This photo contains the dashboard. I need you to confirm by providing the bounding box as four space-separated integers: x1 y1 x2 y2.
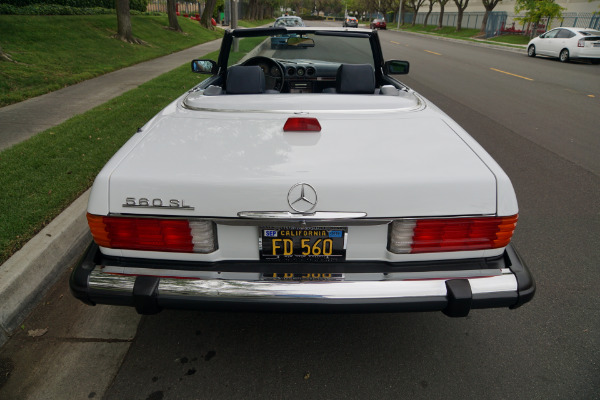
242 56 340 93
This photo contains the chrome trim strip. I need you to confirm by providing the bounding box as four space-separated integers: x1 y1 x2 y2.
87 266 518 300
158 279 448 299
101 213 501 227
122 204 195 210
101 266 507 281
181 103 424 114
237 211 367 220
181 91 425 114
108 214 389 226
469 274 518 294
89 268 135 292
109 213 494 223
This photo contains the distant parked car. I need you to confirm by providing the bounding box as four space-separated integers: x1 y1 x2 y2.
370 18 386 30
273 16 305 28
271 16 306 49
343 17 358 28
527 27 600 63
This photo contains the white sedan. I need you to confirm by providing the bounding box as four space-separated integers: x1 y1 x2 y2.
527 27 600 63
70 27 535 317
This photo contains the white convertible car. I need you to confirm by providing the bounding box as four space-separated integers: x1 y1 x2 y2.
71 27 535 317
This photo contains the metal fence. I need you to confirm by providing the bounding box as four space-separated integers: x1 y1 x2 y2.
146 0 204 16
397 11 599 38
409 11 487 30
558 12 600 29
400 11 503 37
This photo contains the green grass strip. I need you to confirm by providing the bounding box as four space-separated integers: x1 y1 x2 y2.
0 36 263 265
393 24 528 48
0 15 223 107
394 24 481 39
488 35 530 45
237 19 275 28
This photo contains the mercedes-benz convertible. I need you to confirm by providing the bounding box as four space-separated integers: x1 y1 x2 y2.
70 27 535 317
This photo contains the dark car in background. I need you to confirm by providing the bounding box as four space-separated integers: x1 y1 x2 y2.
370 18 386 29
343 17 359 28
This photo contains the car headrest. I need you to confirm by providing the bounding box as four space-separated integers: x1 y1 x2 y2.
226 66 266 94
336 64 376 94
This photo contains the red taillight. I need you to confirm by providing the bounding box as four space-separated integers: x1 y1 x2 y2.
389 215 518 254
88 214 195 253
578 39 585 47
283 117 321 132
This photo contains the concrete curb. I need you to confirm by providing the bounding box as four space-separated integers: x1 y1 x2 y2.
0 190 91 347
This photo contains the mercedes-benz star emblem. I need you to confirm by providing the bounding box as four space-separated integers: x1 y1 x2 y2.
287 183 317 213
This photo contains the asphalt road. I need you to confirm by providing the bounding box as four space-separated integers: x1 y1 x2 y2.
1 28 598 400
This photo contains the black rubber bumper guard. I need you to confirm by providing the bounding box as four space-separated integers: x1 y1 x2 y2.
70 242 535 317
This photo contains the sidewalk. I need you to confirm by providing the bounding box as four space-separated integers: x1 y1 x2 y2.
0 39 222 151
0 38 221 347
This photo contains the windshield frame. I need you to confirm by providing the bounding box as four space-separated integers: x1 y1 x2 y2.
216 28 385 82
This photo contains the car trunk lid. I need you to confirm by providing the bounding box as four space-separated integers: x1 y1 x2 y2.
106 97 497 218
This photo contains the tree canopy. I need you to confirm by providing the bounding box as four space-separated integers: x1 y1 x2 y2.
514 0 565 27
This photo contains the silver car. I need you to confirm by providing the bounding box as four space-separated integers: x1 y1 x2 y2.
527 27 600 63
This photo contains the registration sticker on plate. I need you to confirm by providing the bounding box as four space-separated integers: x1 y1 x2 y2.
259 227 347 262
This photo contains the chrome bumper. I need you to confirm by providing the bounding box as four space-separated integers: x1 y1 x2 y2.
71 243 535 317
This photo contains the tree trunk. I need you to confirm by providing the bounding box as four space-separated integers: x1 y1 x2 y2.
453 0 469 32
400 0 406 25
530 21 538 39
423 0 435 27
456 8 463 31
437 3 445 29
200 0 218 28
480 8 491 33
115 0 144 44
167 0 182 32
251 0 259 19
411 5 421 26
479 0 499 34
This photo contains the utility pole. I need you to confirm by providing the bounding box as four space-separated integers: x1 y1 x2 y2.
231 0 238 52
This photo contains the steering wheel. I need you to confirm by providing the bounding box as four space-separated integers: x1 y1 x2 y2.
242 56 285 92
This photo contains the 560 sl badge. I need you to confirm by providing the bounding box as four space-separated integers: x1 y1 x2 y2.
123 197 194 210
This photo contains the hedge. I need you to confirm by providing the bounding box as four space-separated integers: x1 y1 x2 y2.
0 0 149 12
0 4 115 14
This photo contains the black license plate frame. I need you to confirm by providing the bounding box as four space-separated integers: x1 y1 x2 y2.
259 226 348 262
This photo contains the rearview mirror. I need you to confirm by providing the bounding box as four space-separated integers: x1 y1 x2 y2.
191 59 217 74
385 60 410 75
286 37 315 48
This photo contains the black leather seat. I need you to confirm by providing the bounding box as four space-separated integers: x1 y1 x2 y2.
336 64 376 94
226 66 265 94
